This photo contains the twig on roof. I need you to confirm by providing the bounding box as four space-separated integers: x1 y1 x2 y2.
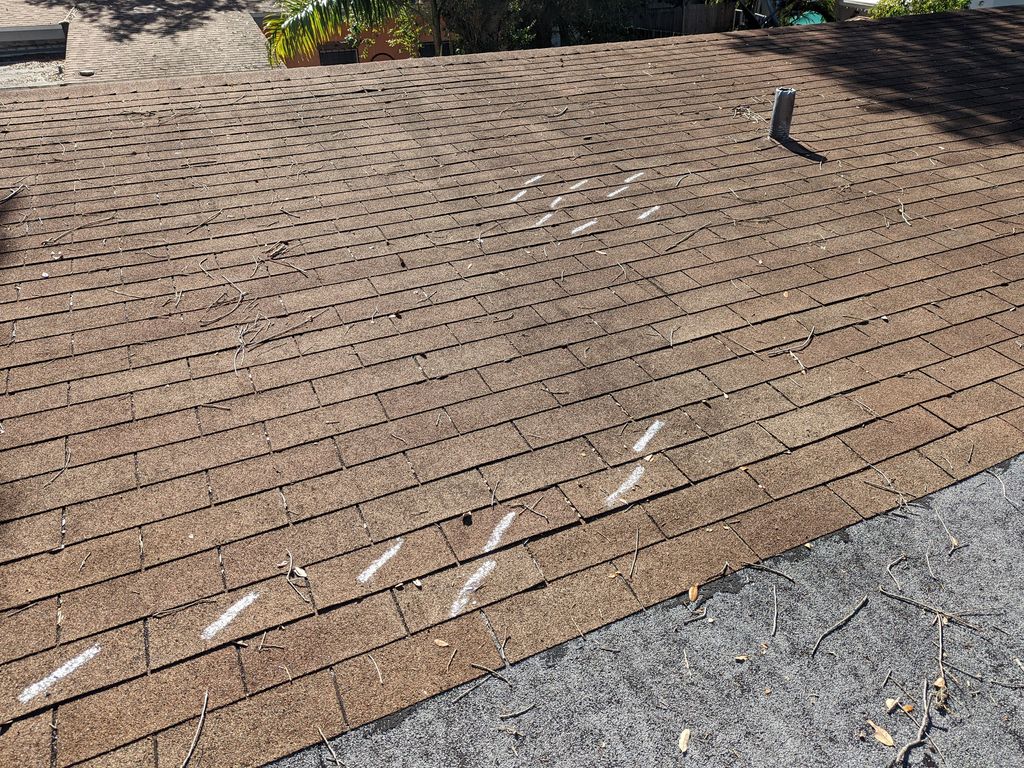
897 199 912 226
549 106 568 118
810 594 868 657
445 648 458 674
41 214 116 246
256 630 285 652
934 505 960 555
43 442 71 486
888 680 931 768
318 727 344 767
511 494 548 522
180 690 209 768
186 209 222 234
733 105 767 123
470 662 512 687
886 554 907 591
1 184 25 205
248 308 329 351
770 583 778 637
279 549 312 604
937 657 1024 690
265 241 289 259
667 223 711 252
628 527 640 580
876 587 980 631
985 469 1020 510
765 326 816 357
741 561 795 584
197 257 247 327
499 704 535 720
151 596 219 619
369 654 384 686
451 677 488 703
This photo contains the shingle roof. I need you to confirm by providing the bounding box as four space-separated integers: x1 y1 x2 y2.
2 8 1024 766
0 1 272 83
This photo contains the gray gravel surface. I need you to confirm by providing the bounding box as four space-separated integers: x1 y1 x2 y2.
273 455 1024 768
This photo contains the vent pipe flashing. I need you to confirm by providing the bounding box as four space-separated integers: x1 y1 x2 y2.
769 87 796 141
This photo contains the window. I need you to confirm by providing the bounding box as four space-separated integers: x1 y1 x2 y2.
417 41 452 58
318 41 358 65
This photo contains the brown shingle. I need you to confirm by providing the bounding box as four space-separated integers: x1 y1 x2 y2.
2 11 1024 763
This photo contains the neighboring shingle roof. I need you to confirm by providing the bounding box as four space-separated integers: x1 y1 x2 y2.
0 1 272 84
2 8 1024 767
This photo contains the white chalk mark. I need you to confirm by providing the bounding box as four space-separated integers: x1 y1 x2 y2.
605 465 645 507
450 559 497 617
571 219 598 236
201 591 259 641
632 420 665 454
637 205 661 221
569 179 589 190
624 172 645 183
484 511 517 553
526 174 545 185
18 644 101 703
357 538 404 584
509 189 528 203
549 196 563 209
534 212 554 228
607 185 630 198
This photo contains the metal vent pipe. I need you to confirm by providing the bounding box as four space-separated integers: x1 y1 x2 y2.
769 87 796 141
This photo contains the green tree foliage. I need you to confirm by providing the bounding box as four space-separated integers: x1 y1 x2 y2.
264 0 403 63
264 0 651 60
869 0 970 18
708 0 835 28
346 2 428 58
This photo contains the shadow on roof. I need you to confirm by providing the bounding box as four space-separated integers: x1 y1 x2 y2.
20 0 256 42
723 11 1024 144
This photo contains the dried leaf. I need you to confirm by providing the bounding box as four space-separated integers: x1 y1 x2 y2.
902 704 914 713
867 720 895 748
934 676 946 689
678 728 691 753
291 565 308 579
433 639 450 647
885 698 900 714
688 583 699 603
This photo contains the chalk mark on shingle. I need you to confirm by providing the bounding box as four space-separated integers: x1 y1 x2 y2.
571 220 598 235
358 538 405 584
450 560 497 617
633 420 665 454
484 511 517 553
606 466 645 507
18 644 101 703
201 591 260 640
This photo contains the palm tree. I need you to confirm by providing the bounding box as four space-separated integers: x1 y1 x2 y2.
263 0 408 64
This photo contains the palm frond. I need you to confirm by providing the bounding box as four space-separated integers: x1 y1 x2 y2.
263 0 403 64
